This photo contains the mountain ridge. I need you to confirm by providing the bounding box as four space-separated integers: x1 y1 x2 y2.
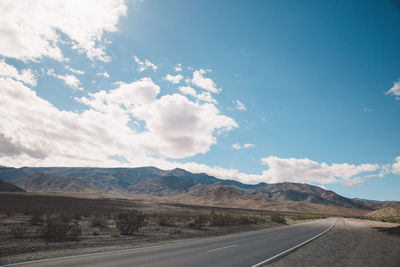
0 166 381 211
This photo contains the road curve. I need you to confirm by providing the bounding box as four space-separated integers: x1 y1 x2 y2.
7 218 336 267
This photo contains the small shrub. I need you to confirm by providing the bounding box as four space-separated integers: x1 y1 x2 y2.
158 215 175 227
30 213 43 226
59 213 73 223
189 214 208 228
10 224 28 238
209 211 233 226
41 217 81 241
270 215 287 224
4 210 13 217
91 215 108 228
115 210 147 235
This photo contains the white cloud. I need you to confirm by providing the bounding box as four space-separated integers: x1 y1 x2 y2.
244 143 254 148
96 72 110 78
132 93 237 158
179 86 197 97
191 69 221 94
175 63 182 72
65 66 84 75
196 91 218 104
134 56 157 72
0 0 127 62
235 100 246 111
178 86 217 104
232 143 254 150
47 68 80 89
386 80 400 100
0 59 37 86
260 156 380 186
392 156 400 174
164 74 183 84
0 76 238 168
232 143 241 150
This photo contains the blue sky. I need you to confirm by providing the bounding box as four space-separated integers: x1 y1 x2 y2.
0 0 399 200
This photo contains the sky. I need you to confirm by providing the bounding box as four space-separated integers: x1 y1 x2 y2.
0 0 399 201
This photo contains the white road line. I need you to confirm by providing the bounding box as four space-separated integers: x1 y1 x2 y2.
251 219 336 267
206 244 237 252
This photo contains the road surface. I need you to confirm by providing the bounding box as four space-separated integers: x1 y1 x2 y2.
8 218 336 267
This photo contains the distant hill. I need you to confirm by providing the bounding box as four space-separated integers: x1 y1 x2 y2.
252 182 377 210
353 198 389 204
0 180 25 192
0 166 384 214
365 202 400 222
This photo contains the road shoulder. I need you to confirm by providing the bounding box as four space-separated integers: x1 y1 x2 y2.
268 218 400 267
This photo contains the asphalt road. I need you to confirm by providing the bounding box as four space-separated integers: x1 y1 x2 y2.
9 218 336 267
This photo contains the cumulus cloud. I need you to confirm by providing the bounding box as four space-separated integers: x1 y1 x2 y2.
178 86 217 104
244 143 254 148
235 100 246 111
0 74 237 168
65 66 84 75
96 72 110 78
0 59 37 86
232 143 254 150
232 143 241 150
175 63 182 72
178 86 197 97
260 156 380 186
0 0 127 62
386 80 400 100
47 69 80 89
196 91 218 104
132 92 237 158
191 69 221 93
392 156 400 174
134 56 157 72
164 74 183 84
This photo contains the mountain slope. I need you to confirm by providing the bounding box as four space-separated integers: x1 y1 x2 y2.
250 182 376 210
14 173 94 192
365 202 400 221
0 180 25 192
0 166 381 211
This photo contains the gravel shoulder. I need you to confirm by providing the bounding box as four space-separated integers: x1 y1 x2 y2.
268 218 400 267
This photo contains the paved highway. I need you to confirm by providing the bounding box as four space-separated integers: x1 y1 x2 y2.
9 218 336 267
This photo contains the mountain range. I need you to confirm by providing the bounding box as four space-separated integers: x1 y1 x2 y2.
0 166 382 215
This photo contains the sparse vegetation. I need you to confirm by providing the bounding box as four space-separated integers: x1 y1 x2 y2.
270 215 287 224
9 224 28 238
91 215 109 228
41 216 82 241
288 214 328 221
30 212 43 225
115 210 147 235
0 192 331 261
189 214 209 228
381 217 400 224
158 215 175 227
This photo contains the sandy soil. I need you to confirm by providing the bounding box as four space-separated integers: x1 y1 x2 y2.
268 218 400 267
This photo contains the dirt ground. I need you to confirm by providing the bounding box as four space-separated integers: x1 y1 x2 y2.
268 218 400 267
